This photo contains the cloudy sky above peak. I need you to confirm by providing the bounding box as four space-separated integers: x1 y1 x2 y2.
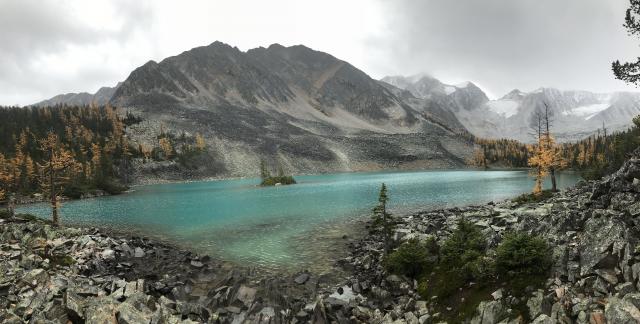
0 0 638 105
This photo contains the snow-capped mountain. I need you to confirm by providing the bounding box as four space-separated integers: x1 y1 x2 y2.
383 75 640 142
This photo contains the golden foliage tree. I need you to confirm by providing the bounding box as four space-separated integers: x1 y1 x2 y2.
195 133 206 151
0 153 11 201
528 140 549 195
38 132 81 226
159 137 173 160
468 147 488 169
528 134 566 194
139 143 152 162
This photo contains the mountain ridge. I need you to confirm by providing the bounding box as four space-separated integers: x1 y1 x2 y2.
384 74 640 143
65 41 473 182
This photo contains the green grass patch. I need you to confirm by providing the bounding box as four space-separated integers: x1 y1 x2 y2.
512 190 554 205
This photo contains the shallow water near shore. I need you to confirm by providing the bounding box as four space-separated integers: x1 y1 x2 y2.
17 170 580 272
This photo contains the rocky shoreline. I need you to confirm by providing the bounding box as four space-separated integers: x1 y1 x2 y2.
340 150 640 323
0 214 361 323
3 152 640 323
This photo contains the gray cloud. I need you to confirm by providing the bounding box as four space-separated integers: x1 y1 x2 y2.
368 0 640 97
0 0 153 105
1 0 639 105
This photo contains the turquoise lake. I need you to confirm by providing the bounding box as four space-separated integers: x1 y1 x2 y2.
17 170 580 272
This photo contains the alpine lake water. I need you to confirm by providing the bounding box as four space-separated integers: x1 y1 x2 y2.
17 170 580 273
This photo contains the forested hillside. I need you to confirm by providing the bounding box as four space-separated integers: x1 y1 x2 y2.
0 104 212 202
469 116 640 179
0 105 135 200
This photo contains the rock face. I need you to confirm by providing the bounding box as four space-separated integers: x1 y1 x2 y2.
384 75 640 143
107 42 474 182
33 84 120 107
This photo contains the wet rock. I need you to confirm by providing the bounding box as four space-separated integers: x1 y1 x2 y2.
190 260 203 268
234 285 256 307
133 247 145 258
294 273 310 285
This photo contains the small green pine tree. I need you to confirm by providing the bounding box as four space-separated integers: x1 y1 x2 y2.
373 183 393 254
260 159 270 180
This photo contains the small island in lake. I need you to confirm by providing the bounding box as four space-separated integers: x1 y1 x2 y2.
259 160 296 186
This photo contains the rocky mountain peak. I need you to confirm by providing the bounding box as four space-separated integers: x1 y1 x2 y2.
500 89 524 100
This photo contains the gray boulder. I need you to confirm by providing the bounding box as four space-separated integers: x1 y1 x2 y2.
605 293 640 323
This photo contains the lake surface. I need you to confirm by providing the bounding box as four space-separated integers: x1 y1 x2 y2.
17 170 580 272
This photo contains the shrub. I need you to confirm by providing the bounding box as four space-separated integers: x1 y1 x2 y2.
417 277 430 298
440 219 487 277
512 190 554 205
0 208 10 219
97 179 129 195
63 183 93 199
16 213 40 221
466 255 496 281
385 238 436 278
496 232 552 277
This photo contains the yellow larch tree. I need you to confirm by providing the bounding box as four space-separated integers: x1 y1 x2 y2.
159 137 173 160
195 133 206 151
38 132 81 226
0 153 11 201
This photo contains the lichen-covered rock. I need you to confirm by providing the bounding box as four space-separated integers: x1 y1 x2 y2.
471 300 508 324
605 293 640 323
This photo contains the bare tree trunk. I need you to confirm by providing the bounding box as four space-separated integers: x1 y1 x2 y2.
543 104 557 192
383 202 389 255
482 145 488 170
49 148 59 227
8 194 15 218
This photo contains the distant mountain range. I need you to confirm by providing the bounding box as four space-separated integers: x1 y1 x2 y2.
382 74 640 142
34 84 120 107
31 42 640 180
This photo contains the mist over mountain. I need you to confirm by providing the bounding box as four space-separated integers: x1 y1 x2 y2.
384 75 640 143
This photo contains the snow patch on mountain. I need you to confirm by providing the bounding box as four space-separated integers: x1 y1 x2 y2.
486 100 519 118
444 86 456 95
562 103 610 120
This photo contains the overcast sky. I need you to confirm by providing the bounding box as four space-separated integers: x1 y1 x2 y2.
1 0 638 105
